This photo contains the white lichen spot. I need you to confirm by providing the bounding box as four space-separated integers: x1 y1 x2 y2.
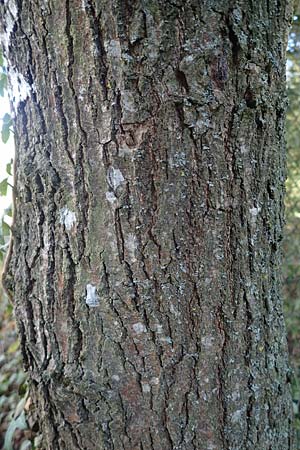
8 69 34 108
107 166 125 191
194 118 212 134
104 39 122 58
231 390 241 402
121 90 136 113
201 392 208 401
112 374 120 382
106 191 117 204
142 383 151 393
182 54 194 63
240 143 248 154
231 409 244 424
249 206 261 223
132 322 146 334
59 207 76 231
179 262 187 273
169 303 179 317
201 335 215 348
86 284 100 307
155 324 163 334
98 104 112 143
150 377 160 386
125 233 137 262
119 146 137 158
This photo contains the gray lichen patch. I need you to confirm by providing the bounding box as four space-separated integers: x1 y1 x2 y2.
124 233 138 262
85 284 100 307
132 322 146 334
105 191 117 204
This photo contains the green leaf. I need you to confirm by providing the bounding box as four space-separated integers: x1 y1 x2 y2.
0 178 8 196
2 219 10 236
7 340 20 354
0 233 6 246
6 159 13 176
5 303 13 315
0 73 7 96
1 114 12 143
4 205 12 217
1 124 10 143
0 51 3 67
2 113 11 124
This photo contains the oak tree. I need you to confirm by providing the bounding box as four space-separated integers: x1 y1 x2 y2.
0 1 295 449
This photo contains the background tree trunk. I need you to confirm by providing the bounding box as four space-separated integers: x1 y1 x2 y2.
0 1 295 449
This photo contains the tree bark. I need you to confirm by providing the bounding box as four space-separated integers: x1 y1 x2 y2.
0 1 295 449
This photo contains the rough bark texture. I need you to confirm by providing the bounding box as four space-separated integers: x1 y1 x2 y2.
0 1 295 449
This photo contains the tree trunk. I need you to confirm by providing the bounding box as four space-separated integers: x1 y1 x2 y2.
0 1 294 449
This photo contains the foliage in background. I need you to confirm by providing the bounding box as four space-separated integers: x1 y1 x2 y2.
0 292 34 450
0 49 12 263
